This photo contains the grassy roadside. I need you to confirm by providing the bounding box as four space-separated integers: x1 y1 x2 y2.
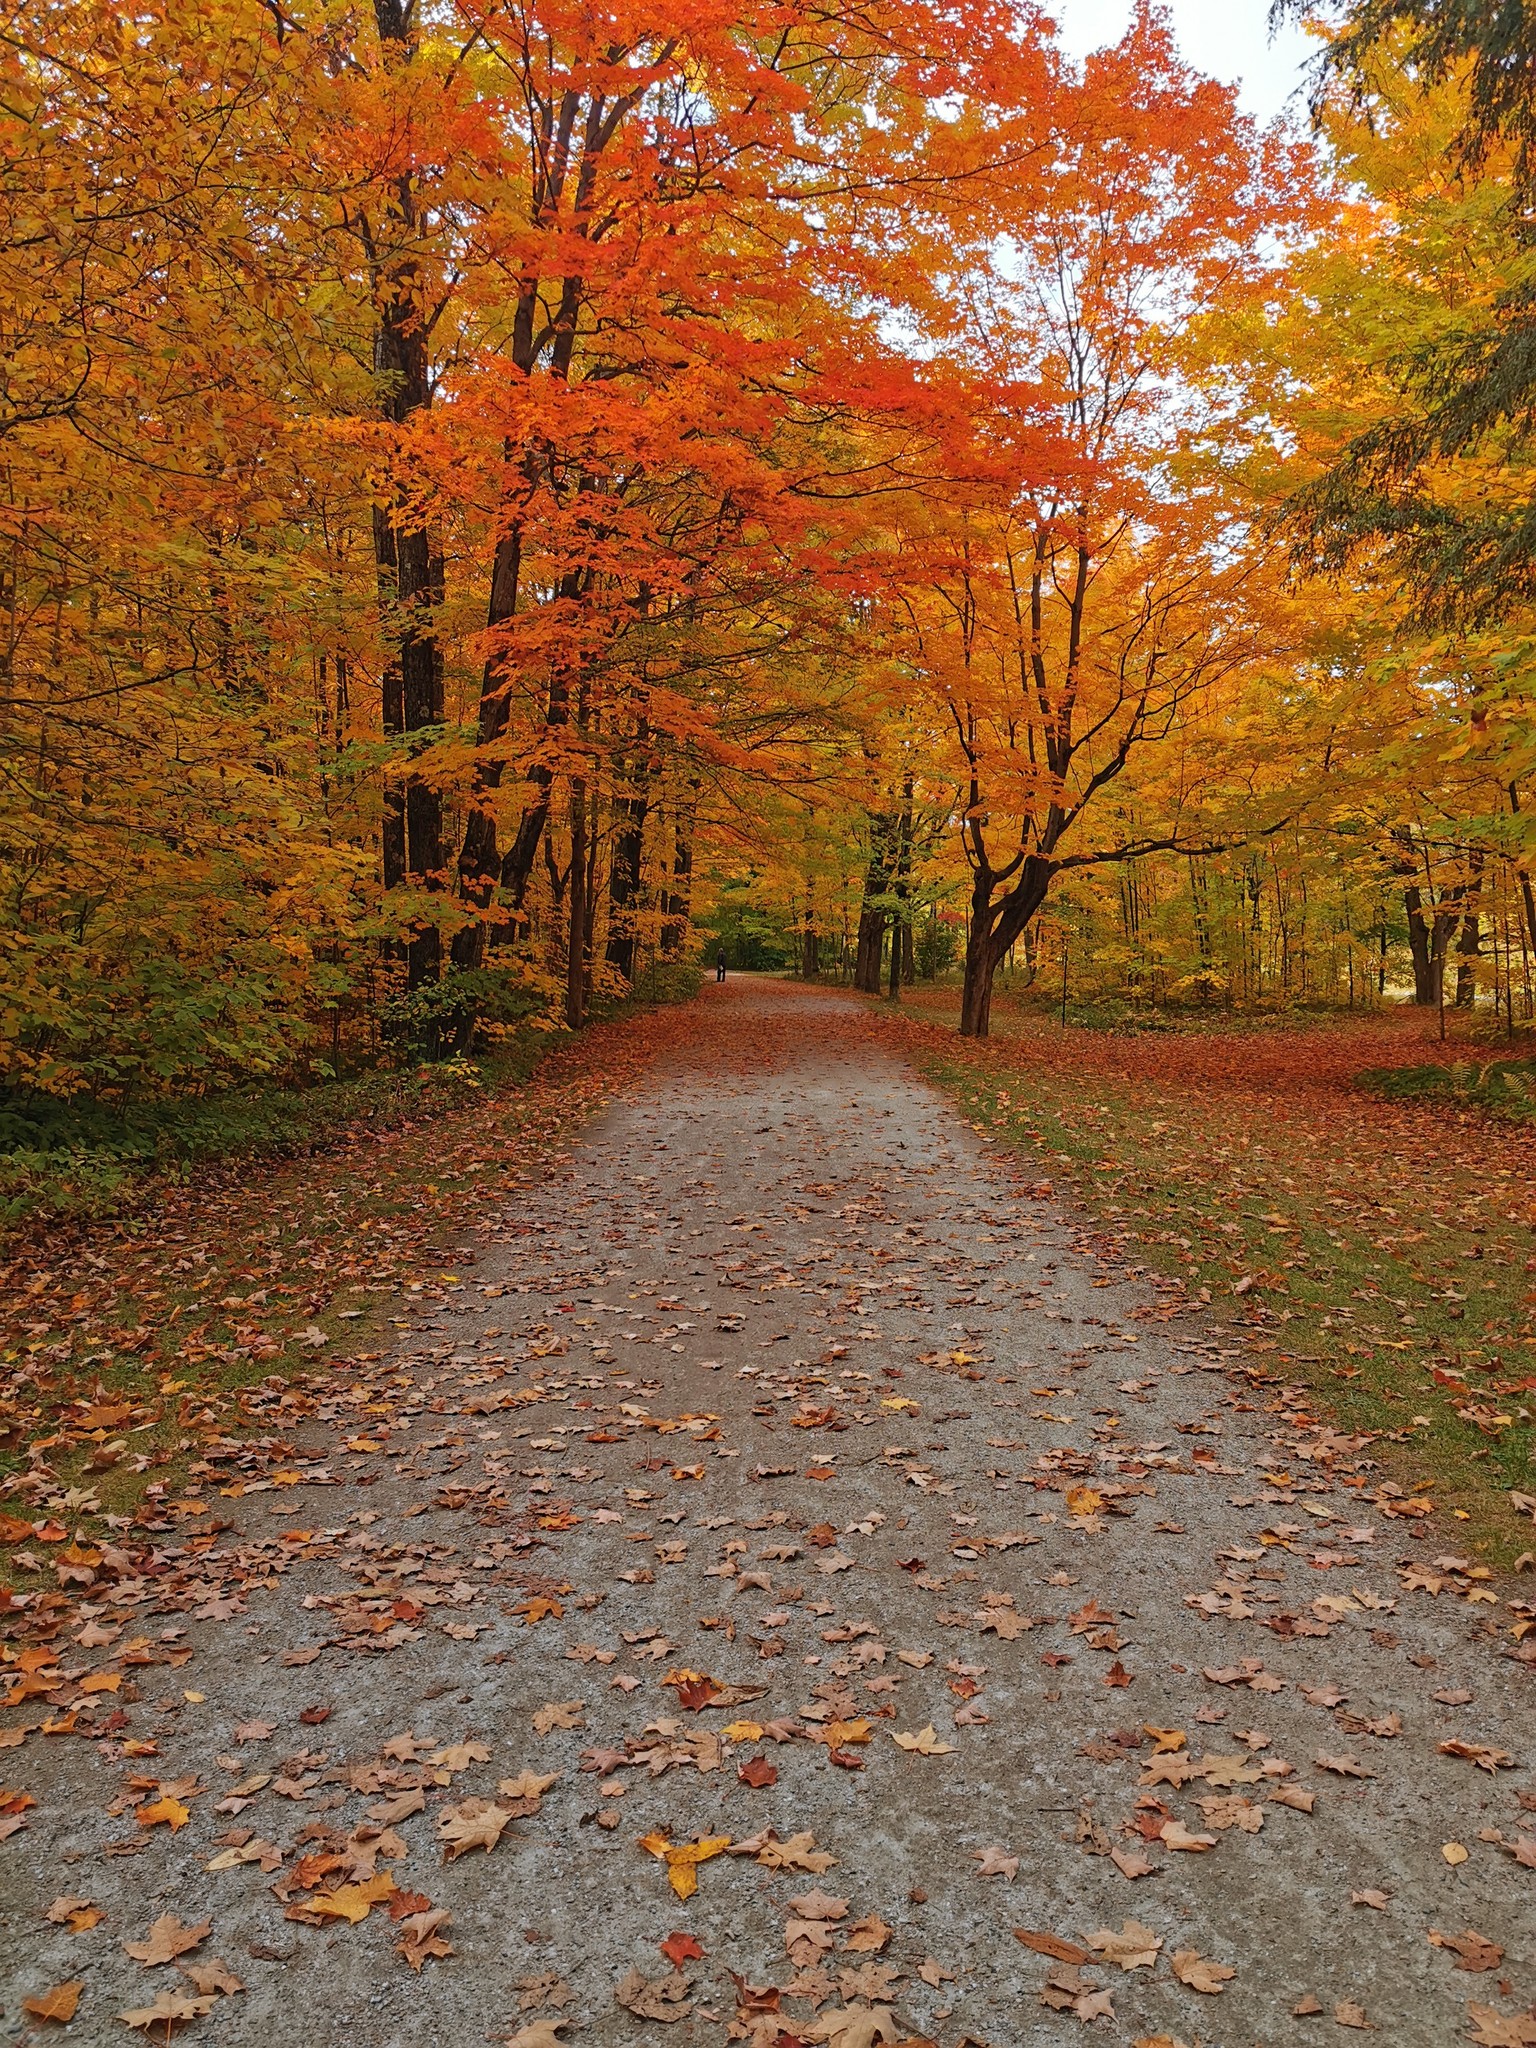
867 987 1536 1569
0 970 702 1571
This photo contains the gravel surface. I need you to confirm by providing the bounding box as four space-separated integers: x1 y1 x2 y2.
2 980 1532 2047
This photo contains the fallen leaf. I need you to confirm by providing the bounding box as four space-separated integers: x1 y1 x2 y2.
117 1990 216 2034
22 1982 82 2024
891 1725 953 1755
438 1798 513 1861
178 1958 244 1996
971 1844 1018 1880
1440 1738 1516 1775
1015 1929 1093 1965
124 1916 211 1967
614 1966 693 2022
1087 1920 1162 1971
1428 1928 1503 1972
638 1831 731 1901
135 1795 191 1832
532 1701 584 1736
1170 1949 1235 1995
308 1873 396 1925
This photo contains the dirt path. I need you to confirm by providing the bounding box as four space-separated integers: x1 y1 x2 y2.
3 981 1532 2047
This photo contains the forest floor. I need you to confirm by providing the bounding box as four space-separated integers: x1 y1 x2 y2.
1 979 1534 2047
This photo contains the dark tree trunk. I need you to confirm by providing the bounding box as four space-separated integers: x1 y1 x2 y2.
801 927 820 979
1456 852 1485 1007
565 778 587 1030
959 855 1053 1037
371 0 443 989
605 727 651 982
1404 884 1436 1004
660 783 697 958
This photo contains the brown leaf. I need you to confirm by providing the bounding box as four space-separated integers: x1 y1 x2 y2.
1170 1949 1235 1994
1439 1738 1516 1774
117 1990 216 2034
614 1965 693 2022
124 1915 211 1967
1428 1928 1504 1973
1014 1929 1092 1964
437 1797 513 1861
178 1958 245 1996
22 1982 82 2024
1087 1920 1162 1971
532 1701 584 1736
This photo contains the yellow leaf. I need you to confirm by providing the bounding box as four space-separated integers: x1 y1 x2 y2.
892 1725 954 1755
136 1795 190 1832
638 1831 731 1900
309 1872 396 1924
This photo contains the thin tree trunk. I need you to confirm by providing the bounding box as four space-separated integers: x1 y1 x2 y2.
605 723 651 982
565 778 587 1030
371 0 443 988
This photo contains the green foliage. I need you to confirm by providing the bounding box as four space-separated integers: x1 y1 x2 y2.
1360 1052 1536 1114
380 961 559 1060
914 916 959 979
701 883 793 970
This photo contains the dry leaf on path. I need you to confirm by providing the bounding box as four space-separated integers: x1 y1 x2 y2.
1440 1738 1516 1774
804 2005 901 2048
1465 2004 1536 2047
1170 1949 1235 1994
500 2026 570 2048
532 1701 585 1736
891 1725 953 1755
615 1966 693 2022
1088 1921 1162 1970
1015 1930 1093 1964
118 1990 216 2034
437 1798 513 1861
431 1741 492 1772
135 1795 191 1832
44 1895 100 1932
307 1873 395 1925
1429 1929 1504 1972
971 1844 1018 1879
638 1830 731 1900
21 1982 82 2024
124 1916 210 1967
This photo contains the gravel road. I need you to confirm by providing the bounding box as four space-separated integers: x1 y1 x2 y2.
2 980 1532 2048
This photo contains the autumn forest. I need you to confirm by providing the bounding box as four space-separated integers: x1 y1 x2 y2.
5 3 1536 2044
12 0 1536 1094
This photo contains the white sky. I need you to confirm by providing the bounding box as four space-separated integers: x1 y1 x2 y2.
1051 0 1321 128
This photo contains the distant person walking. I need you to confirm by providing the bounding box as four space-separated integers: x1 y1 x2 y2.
716 949 727 983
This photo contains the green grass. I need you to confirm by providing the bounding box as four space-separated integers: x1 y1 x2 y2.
892 1021 1536 1569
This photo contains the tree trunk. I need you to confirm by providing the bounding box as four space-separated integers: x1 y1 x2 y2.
371 0 443 989
1456 852 1485 1007
605 727 651 983
565 778 587 1030
1403 885 1437 1004
801 926 820 979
